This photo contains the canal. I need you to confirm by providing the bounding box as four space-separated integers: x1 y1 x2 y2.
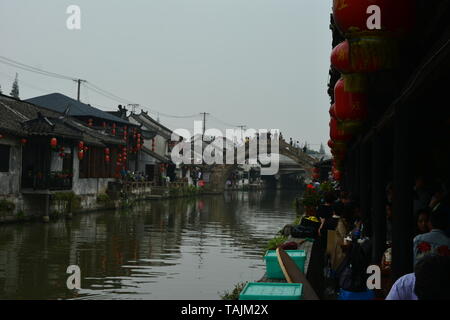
0 190 300 300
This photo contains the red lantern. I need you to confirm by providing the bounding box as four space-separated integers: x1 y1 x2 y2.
78 150 84 160
333 169 342 181
329 104 337 119
105 155 110 163
334 78 368 122
330 118 352 141
332 0 414 38
331 40 352 73
105 148 110 155
112 129 116 135
50 138 58 148
78 141 84 150
328 139 335 149
59 152 65 158
102 122 106 128
20 138 27 145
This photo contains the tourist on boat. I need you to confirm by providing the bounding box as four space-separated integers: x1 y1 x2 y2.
413 207 450 266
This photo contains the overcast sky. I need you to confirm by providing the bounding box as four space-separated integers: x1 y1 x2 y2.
0 0 332 151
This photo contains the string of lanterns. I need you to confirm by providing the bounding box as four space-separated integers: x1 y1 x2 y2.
328 0 415 182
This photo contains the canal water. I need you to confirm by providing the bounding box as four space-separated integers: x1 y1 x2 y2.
0 190 299 300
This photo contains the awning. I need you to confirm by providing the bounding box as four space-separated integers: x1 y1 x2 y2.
141 146 170 163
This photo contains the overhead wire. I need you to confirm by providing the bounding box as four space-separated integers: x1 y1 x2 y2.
0 55 245 127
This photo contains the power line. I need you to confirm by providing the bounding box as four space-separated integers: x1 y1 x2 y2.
0 55 248 127
0 56 77 81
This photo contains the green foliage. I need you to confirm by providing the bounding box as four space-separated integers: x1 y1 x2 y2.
0 199 15 213
319 181 334 193
220 281 248 300
10 73 19 99
264 235 288 252
97 193 111 203
52 192 81 213
293 215 302 226
300 187 321 208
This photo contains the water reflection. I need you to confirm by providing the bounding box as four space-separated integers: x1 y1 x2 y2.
0 190 298 300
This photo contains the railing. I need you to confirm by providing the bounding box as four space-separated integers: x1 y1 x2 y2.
21 172 73 191
121 181 155 193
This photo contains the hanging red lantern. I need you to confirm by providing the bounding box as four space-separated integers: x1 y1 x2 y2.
329 104 337 119
328 139 335 149
50 137 58 148
102 122 106 128
334 78 368 122
332 0 415 38
78 141 84 150
59 152 65 158
112 129 116 135
332 169 342 181
332 39 388 74
78 150 84 160
105 148 110 155
330 118 352 141
105 155 110 163
20 138 27 145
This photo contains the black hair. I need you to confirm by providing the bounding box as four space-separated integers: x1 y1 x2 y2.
429 207 449 230
416 207 431 220
414 255 450 300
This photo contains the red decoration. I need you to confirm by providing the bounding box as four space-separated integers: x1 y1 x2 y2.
50 138 58 148
20 138 27 145
334 78 368 122
330 118 352 141
105 155 110 163
78 141 84 150
417 241 431 253
437 245 450 257
329 104 337 119
332 0 415 38
78 151 84 160
332 39 386 74
105 148 110 155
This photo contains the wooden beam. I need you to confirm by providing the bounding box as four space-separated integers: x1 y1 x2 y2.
391 111 414 280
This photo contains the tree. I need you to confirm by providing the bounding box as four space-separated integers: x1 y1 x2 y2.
10 73 19 99
319 143 325 154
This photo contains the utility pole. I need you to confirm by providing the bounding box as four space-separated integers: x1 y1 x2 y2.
73 79 86 102
200 112 209 140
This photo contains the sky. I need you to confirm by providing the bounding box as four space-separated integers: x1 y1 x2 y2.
0 0 332 151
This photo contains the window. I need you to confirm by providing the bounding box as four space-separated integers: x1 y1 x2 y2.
0 144 10 172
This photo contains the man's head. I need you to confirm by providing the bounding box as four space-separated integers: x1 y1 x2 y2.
414 254 450 300
428 207 449 231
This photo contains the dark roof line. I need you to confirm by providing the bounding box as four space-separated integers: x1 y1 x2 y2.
25 93 134 126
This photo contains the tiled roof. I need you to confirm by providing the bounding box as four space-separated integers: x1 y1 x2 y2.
26 93 133 125
0 94 125 146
